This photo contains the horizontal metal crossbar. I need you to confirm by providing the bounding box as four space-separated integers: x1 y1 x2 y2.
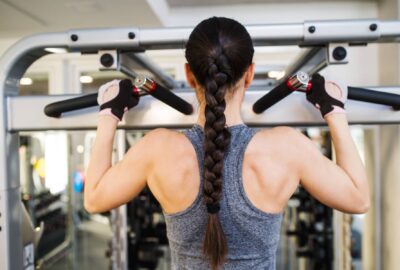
7 87 400 132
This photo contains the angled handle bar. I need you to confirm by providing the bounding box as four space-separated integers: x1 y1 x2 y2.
44 75 193 118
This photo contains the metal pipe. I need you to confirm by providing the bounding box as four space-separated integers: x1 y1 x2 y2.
8 87 400 132
253 47 328 113
2 18 400 270
348 87 400 110
43 75 193 118
124 53 179 89
284 47 327 78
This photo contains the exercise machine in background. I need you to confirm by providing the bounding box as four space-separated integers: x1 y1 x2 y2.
2 19 400 270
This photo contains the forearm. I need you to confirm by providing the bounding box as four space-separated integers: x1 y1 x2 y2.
325 114 369 200
85 116 118 202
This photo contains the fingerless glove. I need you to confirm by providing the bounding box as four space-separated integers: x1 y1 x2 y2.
306 74 346 118
97 79 139 121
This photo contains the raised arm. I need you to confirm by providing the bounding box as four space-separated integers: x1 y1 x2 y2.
84 79 149 213
295 74 369 214
294 115 369 214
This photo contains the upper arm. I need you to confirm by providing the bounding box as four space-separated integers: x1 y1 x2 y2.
285 127 366 214
86 128 169 213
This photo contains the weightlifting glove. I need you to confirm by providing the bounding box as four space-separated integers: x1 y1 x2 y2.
306 73 347 118
97 79 139 121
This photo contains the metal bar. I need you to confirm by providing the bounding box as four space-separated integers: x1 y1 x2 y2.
43 75 193 117
284 47 328 78
0 20 397 59
0 189 23 270
373 127 382 270
119 66 138 81
308 60 328 76
303 20 380 43
44 93 99 118
252 47 328 113
0 18 400 270
113 130 128 270
122 53 179 89
348 86 400 110
137 19 395 48
7 88 400 132
118 52 139 79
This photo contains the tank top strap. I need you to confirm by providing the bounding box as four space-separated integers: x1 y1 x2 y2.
223 125 259 200
181 125 205 207
182 125 205 161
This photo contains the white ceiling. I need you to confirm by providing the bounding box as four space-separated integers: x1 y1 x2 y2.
0 0 162 38
167 0 375 7
0 0 379 40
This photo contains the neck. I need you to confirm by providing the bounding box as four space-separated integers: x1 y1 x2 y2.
196 100 244 128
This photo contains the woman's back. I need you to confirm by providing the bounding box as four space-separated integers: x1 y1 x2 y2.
85 16 369 270
146 124 297 269
147 125 299 216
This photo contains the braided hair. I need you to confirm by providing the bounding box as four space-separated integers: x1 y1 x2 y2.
185 17 254 269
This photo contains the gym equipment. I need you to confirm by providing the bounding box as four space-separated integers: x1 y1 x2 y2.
253 71 311 114
44 75 193 118
285 131 334 270
126 188 168 270
253 71 400 113
2 19 400 270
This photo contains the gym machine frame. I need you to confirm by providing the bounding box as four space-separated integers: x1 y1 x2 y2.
1 19 400 270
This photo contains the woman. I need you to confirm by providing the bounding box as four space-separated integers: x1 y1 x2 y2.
85 17 369 270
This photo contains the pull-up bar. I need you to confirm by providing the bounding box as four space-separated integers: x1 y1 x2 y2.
44 75 193 118
253 72 400 113
2 19 400 270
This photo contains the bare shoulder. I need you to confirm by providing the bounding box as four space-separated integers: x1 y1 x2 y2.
259 126 302 139
142 128 179 140
139 128 194 156
249 126 307 153
139 128 184 146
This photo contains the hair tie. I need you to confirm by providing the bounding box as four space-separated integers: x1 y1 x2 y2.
206 203 220 214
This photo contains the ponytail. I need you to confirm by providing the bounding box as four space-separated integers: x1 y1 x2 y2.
184 16 254 269
202 55 232 269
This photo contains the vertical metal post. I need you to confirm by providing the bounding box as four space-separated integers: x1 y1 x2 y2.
111 130 128 270
378 125 400 270
0 70 25 270
374 127 382 270
0 45 48 270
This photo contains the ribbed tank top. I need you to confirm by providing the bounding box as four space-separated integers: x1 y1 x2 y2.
164 124 283 270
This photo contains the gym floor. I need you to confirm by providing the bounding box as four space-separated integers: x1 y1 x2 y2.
47 221 111 270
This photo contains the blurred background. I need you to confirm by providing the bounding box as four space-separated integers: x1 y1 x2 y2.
1 0 400 270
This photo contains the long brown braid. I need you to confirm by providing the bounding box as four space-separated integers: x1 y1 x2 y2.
185 17 254 269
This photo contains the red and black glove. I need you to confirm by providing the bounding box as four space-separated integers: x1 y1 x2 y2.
306 74 347 118
97 79 139 121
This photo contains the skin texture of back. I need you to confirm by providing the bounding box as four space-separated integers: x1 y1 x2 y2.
145 119 349 217
142 117 369 216
146 126 300 215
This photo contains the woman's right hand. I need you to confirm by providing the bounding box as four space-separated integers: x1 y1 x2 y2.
97 79 139 121
306 74 347 119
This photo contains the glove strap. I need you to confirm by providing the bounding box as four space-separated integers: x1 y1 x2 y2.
99 108 122 121
320 97 345 117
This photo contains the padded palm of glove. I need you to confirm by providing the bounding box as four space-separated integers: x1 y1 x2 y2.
307 74 345 117
98 79 139 121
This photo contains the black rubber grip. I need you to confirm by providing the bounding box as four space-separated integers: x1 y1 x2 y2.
348 87 400 110
252 81 292 114
44 93 98 118
44 84 193 118
148 84 193 115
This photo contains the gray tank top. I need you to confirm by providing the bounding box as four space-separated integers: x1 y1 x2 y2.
164 124 283 269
